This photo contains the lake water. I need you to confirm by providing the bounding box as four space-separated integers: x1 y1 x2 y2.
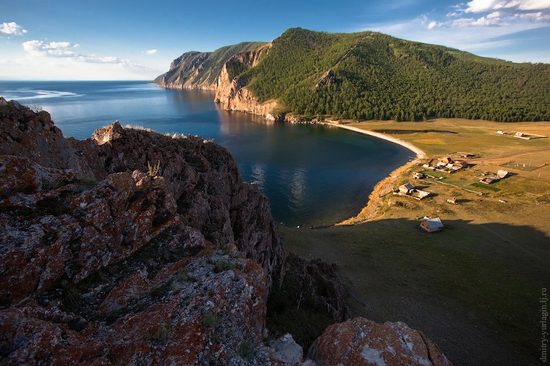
0 80 411 227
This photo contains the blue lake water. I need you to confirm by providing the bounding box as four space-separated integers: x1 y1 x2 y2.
0 80 411 227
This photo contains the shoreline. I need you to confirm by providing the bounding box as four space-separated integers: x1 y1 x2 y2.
324 122 428 225
325 122 428 159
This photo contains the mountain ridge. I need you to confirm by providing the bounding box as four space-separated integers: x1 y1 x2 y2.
155 27 550 122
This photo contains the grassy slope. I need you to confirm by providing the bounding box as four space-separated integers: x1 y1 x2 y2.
280 119 550 365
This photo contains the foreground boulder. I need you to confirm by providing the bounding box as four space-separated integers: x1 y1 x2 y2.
309 318 452 366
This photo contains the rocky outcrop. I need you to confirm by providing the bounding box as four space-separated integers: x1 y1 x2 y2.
309 318 452 366
0 98 91 176
68 121 286 290
0 99 286 364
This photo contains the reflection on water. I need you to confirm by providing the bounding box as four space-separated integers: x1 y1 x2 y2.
0 81 411 227
289 169 307 207
251 164 267 188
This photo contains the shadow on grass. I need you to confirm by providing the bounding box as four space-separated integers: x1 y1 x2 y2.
278 217 549 366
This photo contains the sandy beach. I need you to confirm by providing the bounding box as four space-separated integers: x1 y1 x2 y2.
325 122 428 224
326 122 428 159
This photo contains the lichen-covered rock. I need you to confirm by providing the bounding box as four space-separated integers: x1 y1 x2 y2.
70 120 286 289
0 99 285 365
308 317 452 366
0 252 270 365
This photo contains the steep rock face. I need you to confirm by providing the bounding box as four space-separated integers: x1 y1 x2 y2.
155 51 215 90
308 317 452 366
214 46 277 117
155 42 268 91
69 122 286 289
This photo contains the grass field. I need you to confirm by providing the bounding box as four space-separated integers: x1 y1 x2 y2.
279 118 550 365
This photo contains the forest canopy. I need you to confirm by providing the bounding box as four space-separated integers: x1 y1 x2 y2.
243 28 550 122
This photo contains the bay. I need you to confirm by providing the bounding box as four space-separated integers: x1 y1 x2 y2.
0 80 411 227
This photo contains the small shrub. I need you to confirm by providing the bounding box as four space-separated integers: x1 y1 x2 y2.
238 341 255 361
153 323 170 344
214 260 234 273
175 267 189 282
147 160 161 178
149 286 163 298
79 176 97 189
202 311 218 329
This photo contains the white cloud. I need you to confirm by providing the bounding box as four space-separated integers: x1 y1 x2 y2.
21 40 149 68
466 0 550 13
145 49 157 55
460 0 550 23
0 22 27 36
23 41 80 57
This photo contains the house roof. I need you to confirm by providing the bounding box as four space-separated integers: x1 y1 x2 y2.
497 170 508 178
422 217 444 230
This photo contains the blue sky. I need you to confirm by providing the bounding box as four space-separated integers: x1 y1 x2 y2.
2 0 550 80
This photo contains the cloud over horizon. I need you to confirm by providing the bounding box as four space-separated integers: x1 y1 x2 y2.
0 22 27 36
145 49 157 55
22 39 150 69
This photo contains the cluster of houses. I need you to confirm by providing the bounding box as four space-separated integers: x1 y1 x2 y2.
423 157 469 173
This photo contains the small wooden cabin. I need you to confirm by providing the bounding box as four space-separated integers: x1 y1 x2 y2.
420 217 444 233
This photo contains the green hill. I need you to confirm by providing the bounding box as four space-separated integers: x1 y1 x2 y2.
158 28 550 122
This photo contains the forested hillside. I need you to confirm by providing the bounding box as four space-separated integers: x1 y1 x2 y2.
158 28 550 122
244 28 550 122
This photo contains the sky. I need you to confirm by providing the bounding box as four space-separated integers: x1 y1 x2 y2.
1 0 550 80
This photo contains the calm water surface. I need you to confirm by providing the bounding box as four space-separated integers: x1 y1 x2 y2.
0 80 411 227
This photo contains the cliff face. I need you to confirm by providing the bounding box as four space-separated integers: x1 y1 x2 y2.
155 42 268 91
155 51 215 90
213 45 278 117
0 98 287 364
157 43 279 118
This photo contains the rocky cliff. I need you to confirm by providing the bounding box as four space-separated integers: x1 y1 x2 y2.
0 98 451 365
155 42 267 91
156 43 280 119
213 45 278 117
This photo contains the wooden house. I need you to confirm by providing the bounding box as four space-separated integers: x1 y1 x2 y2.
399 183 414 195
420 217 444 233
